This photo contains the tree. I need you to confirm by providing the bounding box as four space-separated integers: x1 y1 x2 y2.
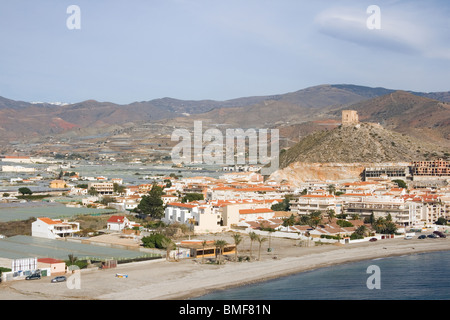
161 238 176 261
141 233 170 249
231 233 243 262
248 231 258 259
181 193 204 203
113 183 125 194
18 187 32 196
256 235 267 261
214 240 228 264
392 179 407 189
88 187 98 196
271 195 292 211
327 184 336 195
201 240 208 264
282 214 296 231
308 211 322 229
137 183 164 219
326 209 335 224
436 217 448 225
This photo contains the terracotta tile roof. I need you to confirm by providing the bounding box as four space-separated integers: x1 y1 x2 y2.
38 258 64 264
107 215 126 223
167 202 197 209
38 217 61 225
239 208 274 215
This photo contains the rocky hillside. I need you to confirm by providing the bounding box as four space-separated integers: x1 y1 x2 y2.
279 122 449 168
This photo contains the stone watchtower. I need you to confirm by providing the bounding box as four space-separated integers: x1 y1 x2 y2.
341 110 359 126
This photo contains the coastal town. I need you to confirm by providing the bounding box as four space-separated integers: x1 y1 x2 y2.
0 149 449 297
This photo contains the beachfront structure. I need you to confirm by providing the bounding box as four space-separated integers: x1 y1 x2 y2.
177 239 236 259
32 217 80 239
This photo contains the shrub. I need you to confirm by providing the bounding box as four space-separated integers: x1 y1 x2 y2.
141 233 171 249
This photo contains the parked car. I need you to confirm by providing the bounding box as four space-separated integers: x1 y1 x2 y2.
433 231 447 238
51 276 66 283
25 273 41 280
427 234 438 238
418 235 427 239
369 238 377 242
404 235 413 240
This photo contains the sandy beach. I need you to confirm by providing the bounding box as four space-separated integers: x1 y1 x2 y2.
1 234 449 300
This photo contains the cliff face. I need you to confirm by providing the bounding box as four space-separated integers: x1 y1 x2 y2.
270 162 366 186
269 161 412 186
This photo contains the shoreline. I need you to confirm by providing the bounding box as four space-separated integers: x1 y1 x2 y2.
176 240 450 300
1 236 449 300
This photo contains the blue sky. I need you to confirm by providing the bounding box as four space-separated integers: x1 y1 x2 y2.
0 0 449 104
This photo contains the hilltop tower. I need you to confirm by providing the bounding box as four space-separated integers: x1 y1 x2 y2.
341 110 359 126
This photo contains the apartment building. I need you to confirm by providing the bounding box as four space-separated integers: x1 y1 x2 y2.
88 181 114 195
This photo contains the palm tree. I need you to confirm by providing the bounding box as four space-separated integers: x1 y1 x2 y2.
327 184 336 195
161 238 176 261
309 210 323 229
214 240 228 264
231 233 242 262
326 209 335 224
68 253 78 265
282 214 295 232
256 235 267 261
248 231 258 259
201 240 207 264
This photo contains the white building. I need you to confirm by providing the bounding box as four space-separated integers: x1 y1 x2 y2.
163 202 224 233
106 215 138 231
32 217 80 239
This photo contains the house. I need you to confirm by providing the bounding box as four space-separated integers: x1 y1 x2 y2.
49 179 67 188
107 215 133 231
32 217 80 239
37 258 66 275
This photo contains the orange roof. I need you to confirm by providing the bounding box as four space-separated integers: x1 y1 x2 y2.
38 258 64 264
239 208 274 215
38 217 61 225
107 215 126 223
301 194 335 198
167 202 197 209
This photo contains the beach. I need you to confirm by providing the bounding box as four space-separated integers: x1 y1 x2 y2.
0 234 449 300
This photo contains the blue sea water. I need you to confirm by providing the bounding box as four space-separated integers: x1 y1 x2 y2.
195 250 450 300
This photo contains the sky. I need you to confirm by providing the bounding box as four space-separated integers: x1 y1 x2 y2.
0 0 449 104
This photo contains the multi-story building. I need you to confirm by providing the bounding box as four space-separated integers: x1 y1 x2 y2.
32 217 80 239
290 194 343 216
88 181 114 195
411 159 450 180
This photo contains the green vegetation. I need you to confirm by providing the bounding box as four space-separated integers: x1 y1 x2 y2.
141 233 171 249
18 187 32 196
392 179 407 189
137 183 164 219
271 195 292 211
181 193 204 203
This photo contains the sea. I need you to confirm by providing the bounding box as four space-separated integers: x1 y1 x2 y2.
194 250 450 300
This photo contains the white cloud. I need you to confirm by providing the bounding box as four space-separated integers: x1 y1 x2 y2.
314 4 450 60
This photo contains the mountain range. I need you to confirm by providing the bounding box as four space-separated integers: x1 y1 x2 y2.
1 84 449 159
